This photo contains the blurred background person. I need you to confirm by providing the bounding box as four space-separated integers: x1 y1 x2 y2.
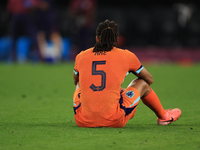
3 0 200 63
7 0 42 63
35 0 62 63
68 0 98 56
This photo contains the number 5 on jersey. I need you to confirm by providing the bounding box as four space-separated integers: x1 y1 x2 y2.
90 61 106 91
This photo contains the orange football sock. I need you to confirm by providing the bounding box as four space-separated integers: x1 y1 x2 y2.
141 88 166 118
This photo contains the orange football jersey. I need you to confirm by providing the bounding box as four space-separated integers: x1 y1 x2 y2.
73 47 143 127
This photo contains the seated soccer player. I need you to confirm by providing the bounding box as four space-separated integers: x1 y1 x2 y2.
72 19 181 127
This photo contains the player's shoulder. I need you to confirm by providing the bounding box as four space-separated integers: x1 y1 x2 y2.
76 47 94 58
114 47 136 56
80 47 94 54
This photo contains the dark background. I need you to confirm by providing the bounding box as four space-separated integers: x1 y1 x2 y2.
0 0 199 8
1 0 200 47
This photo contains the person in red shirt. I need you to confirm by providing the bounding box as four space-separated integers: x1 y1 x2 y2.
68 0 98 54
73 19 181 127
7 0 41 62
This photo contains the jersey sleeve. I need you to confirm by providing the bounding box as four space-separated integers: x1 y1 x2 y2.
125 50 143 75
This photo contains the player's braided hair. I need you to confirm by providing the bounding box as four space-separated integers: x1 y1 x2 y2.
93 19 119 52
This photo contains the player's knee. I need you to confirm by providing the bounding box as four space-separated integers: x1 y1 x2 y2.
139 79 151 97
138 78 149 88
128 78 151 94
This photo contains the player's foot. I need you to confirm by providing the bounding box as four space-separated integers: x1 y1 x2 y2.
157 108 181 125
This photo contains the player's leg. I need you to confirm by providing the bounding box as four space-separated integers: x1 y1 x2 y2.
128 78 181 125
127 78 166 118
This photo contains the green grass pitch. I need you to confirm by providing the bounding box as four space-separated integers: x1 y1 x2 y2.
0 62 200 150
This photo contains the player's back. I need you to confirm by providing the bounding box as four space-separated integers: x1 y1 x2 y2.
74 47 141 126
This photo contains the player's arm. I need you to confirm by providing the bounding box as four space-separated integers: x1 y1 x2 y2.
128 51 153 85
73 70 79 85
135 67 153 85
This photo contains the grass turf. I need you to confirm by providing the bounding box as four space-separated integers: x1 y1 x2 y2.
0 62 200 150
